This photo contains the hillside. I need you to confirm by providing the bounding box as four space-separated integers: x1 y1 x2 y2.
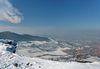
0 31 50 41
0 41 100 69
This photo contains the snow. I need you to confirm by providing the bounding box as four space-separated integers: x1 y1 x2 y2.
17 41 48 47
0 42 100 69
17 38 58 47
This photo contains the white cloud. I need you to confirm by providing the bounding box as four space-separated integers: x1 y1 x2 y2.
0 0 23 24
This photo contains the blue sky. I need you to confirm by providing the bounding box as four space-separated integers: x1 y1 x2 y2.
0 0 100 36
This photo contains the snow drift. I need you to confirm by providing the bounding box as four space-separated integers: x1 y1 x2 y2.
0 40 100 69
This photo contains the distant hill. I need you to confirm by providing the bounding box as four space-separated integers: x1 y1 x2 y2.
0 31 50 41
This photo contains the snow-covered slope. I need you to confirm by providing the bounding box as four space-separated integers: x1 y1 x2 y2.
0 41 100 69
